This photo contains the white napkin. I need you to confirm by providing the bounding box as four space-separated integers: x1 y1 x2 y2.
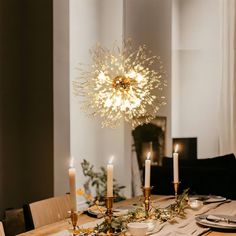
207 214 236 224
200 219 236 228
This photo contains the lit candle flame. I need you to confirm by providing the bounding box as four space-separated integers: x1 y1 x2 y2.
174 144 179 153
147 152 151 160
108 156 114 164
69 157 74 168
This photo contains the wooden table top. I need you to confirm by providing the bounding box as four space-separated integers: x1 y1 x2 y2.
18 196 236 236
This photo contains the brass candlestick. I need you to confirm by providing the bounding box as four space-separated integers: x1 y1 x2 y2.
173 181 180 199
143 186 151 218
105 197 114 233
70 210 79 232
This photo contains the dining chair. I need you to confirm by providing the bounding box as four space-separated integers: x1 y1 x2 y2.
25 194 71 229
0 221 5 236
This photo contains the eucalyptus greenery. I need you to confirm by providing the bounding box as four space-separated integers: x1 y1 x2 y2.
154 188 189 222
81 159 126 203
93 189 189 234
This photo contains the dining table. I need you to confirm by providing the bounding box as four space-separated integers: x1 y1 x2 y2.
17 195 236 236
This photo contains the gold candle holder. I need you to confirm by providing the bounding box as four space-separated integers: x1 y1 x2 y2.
105 197 114 233
142 186 151 218
173 181 180 199
70 210 79 232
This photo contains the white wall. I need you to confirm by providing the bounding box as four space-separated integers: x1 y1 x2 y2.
54 0 173 203
54 0 223 203
124 0 173 156
172 0 221 158
69 0 132 206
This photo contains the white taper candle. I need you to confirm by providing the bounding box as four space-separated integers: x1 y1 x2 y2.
107 156 114 197
173 145 179 183
69 157 77 212
144 152 151 187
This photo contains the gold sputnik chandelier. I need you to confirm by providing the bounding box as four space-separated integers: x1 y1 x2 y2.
73 39 166 128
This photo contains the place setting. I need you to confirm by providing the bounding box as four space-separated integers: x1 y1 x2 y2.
195 214 236 230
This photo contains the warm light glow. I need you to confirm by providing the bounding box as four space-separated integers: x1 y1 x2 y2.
174 144 179 153
105 98 112 108
73 39 167 128
147 152 151 160
126 70 136 78
108 156 114 165
98 71 106 82
69 157 74 168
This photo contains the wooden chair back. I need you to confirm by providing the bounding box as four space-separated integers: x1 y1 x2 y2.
29 195 71 228
0 221 5 236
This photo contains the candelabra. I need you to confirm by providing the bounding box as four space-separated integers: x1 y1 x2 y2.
143 187 152 218
70 210 79 233
105 197 114 233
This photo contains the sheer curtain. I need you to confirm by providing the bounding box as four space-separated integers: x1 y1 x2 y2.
219 0 236 156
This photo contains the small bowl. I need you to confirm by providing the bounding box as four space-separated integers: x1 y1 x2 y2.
189 199 203 210
127 222 148 236
142 219 156 232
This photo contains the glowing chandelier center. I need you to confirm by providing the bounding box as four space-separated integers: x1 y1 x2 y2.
113 76 131 90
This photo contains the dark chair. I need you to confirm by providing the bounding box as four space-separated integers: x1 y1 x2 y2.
150 154 236 199
2 208 25 236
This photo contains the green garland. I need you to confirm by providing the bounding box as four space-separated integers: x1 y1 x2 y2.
87 189 189 235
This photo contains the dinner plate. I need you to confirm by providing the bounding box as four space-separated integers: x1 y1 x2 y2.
87 205 106 218
203 196 227 204
195 214 236 230
189 195 226 204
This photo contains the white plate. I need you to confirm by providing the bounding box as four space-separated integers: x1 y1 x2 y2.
196 214 236 230
203 196 226 204
189 195 226 204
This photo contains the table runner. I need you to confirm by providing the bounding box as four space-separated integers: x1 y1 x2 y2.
50 200 236 236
